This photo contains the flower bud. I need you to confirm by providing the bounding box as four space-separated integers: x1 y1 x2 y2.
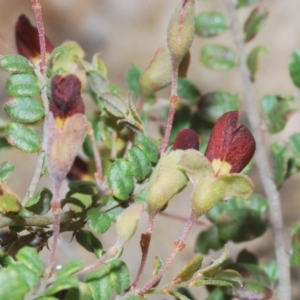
146 150 188 215
46 75 89 183
116 202 146 244
15 14 54 60
173 128 200 151
167 0 195 64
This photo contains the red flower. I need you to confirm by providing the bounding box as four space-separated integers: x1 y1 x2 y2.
173 128 200 151
15 14 54 60
50 74 85 125
205 111 255 176
67 156 92 181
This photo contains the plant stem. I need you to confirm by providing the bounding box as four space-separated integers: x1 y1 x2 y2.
223 1 291 298
23 1 49 206
160 211 209 227
45 181 61 277
137 212 196 296
88 123 103 186
31 0 46 73
75 242 121 276
160 64 179 154
131 213 156 288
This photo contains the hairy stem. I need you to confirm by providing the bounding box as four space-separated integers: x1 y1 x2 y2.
30 0 46 73
131 213 156 288
75 242 121 276
160 64 179 154
138 212 196 296
88 123 103 186
224 1 291 298
45 181 61 277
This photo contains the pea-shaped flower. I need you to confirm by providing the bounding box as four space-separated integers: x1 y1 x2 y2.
178 111 255 218
46 74 89 186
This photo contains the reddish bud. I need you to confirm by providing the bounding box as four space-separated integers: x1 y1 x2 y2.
50 74 84 122
173 129 200 151
15 15 54 60
205 111 255 175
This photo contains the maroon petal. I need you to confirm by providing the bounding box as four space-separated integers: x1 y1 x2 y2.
173 128 200 151
50 74 85 119
67 156 91 181
15 14 54 60
205 111 255 173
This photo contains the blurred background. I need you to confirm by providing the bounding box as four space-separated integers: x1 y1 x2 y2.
0 0 300 299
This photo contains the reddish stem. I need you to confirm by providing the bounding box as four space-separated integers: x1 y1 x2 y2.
137 96 146 116
160 211 209 227
131 213 156 288
31 0 46 73
160 64 179 154
137 212 197 296
45 180 61 277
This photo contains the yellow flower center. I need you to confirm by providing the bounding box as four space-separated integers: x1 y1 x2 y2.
212 159 232 176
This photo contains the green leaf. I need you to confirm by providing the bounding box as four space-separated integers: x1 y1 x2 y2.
5 122 41 153
57 260 84 278
0 250 15 267
134 134 159 163
46 276 78 296
6 73 40 97
87 208 111 234
247 46 267 81
261 94 297 133
247 193 267 214
213 269 242 287
107 259 130 293
25 188 52 215
176 288 196 300
177 78 201 103
205 288 229 300
107 158 134 200
244 6 268 42
291 222 300 267
237 0 260 9
232 280 273 300
0 161 15 181
86 70 109 98
261 261 279 283
10 263 39 291
237 249 258 265
195 12 228 38
270 142 288 187
175 254 203 283
289 133 300 157
52 41 85 73
151 256 163 288
195 225 224 254
127 147 152 181
0 54 32 73
169 290 193 300
92 53 108 78
16 247 44 276
75 230 103 258
4 97 44 123
86 268 112 300
289 49 300 87
126 65 142 99
0 137 11 152
134 187 148 203
101 92 127 118
0 267 28 300
199 92 241 123
217 208 267 242
0 183 22 213
200 45 236 70
68 181 97 196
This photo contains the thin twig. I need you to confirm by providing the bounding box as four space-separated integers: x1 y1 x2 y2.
223 1 291 298
31 0 47 73
45 180 61 277
131 213 156 288
23 1 49 206
137 212 197 296
160 65 179 154
87 123 103 186
160 211 209 227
